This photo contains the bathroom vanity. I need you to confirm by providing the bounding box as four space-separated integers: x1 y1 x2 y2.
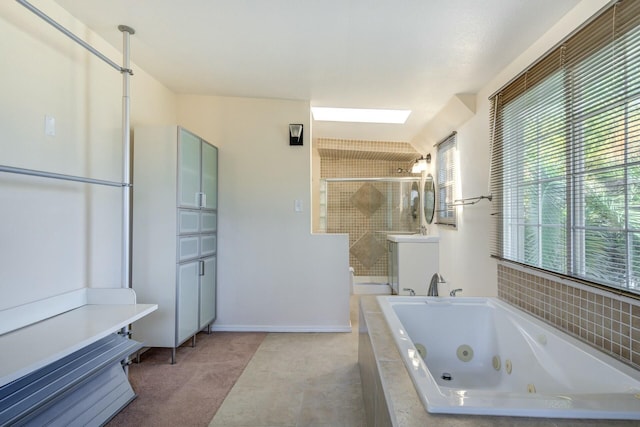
387 234 439 295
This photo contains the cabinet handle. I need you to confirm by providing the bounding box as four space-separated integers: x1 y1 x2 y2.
198 192 207 208
199 260 205 276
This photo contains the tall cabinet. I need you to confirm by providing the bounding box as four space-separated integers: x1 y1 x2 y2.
132 126 218 363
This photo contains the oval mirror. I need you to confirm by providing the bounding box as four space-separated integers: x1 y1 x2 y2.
424 174 435 224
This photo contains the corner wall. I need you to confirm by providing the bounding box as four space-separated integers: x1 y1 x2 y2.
0 2 177 310
176 95 351 331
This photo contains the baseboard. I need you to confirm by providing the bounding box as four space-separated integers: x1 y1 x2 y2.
210 324 353 333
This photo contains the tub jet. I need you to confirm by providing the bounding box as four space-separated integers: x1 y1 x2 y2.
415 343 427 359
457 344 474 362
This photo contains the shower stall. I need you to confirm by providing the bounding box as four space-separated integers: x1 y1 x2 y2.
319 177 422 290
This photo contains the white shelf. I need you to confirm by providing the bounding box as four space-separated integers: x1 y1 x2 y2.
0 290 157 387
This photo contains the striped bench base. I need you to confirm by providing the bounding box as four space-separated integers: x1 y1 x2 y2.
0 333 141 426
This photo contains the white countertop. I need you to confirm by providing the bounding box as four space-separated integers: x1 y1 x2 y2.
386 234 439 243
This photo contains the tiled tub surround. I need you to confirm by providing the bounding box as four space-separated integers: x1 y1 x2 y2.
358 296 640 427
498 262 640 370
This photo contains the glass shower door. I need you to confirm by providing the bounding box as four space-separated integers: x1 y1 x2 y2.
322 178 420 279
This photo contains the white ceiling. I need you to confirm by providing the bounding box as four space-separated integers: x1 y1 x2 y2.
53 0 580 142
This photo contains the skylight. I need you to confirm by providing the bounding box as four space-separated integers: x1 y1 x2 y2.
311 107 411 124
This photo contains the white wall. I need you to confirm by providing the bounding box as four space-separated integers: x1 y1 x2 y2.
1 1 350 329
2 0 605 325
413 0 610 296
0 1 176 310
176 95 351 331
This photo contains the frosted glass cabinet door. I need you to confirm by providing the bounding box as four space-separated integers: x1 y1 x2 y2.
178 209 200 234
178 128 201 208
201 211 217 233
178 236 200 262
201 142 218 209
200 234 216 257
199 256 217 327
177 262 199 344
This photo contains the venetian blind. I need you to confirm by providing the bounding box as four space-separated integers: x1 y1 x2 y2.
490 0 640 293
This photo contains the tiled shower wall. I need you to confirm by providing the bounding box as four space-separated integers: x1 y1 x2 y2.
321 157 419 278
325 179 419 277
498 262 640 370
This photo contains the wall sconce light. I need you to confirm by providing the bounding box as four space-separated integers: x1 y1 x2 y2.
411 154 430 173
289 124 303 146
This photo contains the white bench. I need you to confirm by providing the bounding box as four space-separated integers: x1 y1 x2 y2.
0 288 157 426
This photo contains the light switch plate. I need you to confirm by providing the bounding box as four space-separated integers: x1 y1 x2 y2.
45 115 55 136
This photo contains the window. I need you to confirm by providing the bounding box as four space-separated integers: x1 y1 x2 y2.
437 133 457 227
490 0 640 294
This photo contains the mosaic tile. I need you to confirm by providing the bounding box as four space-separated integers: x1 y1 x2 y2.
350 183 384 217
497 263 640 370
350 232 387 269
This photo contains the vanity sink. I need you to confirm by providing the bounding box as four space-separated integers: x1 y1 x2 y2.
387 234 439 243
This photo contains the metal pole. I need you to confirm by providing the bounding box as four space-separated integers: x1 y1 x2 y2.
16 0 123 73
118 25 135 375
119 25 135 290
0 164 126 187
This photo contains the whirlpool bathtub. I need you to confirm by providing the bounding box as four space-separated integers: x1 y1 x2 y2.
377 296 640 419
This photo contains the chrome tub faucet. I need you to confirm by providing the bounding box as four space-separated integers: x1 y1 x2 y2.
428 273 445 296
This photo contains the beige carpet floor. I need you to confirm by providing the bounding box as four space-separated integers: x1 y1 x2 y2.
107 331 267 427
209 296 366 426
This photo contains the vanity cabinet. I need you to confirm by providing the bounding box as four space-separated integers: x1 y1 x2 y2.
388 241 399 294
132 126 218 363
387 235 439 296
